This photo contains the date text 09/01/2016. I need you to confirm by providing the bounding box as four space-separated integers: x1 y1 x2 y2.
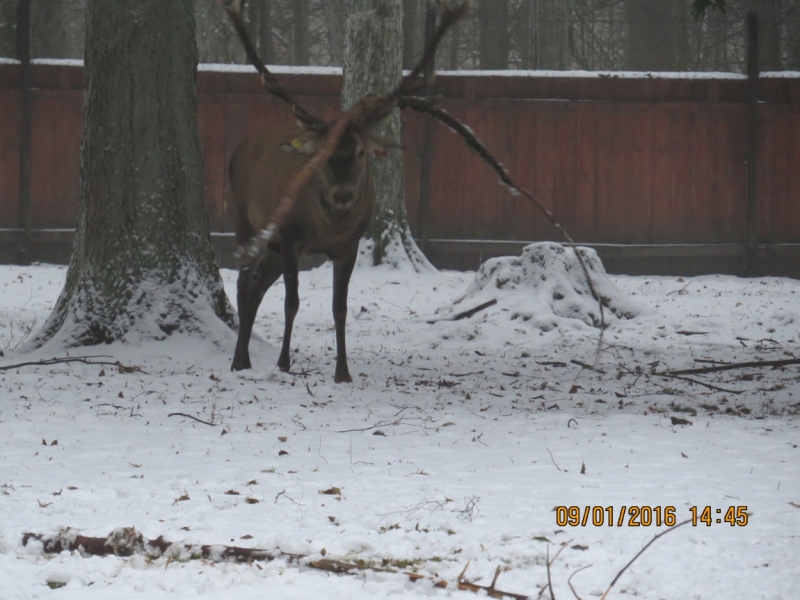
555 505 749 527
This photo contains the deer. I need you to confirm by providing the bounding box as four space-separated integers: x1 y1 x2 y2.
221 0 605 381
223 0 471 381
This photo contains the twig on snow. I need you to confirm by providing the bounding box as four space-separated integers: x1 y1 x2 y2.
167 413 218 426
570 359 606 374
660 357 800 376
0 355 118 372
598 519 691 600
336 419 406 433
545 541 571 600
427 299 497 324
567 564 592 600
546 448 562 472
651 371 744 394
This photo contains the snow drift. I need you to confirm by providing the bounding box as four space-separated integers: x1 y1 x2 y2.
444 242 646 330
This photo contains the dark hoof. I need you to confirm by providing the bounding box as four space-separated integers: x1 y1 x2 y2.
231 351 251 371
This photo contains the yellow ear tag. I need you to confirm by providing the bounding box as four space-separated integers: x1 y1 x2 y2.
290 137 305 150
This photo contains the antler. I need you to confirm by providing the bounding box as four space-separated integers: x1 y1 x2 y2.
389 0 471 101
219 0 326 130
398 95 606 332
356 0 473 129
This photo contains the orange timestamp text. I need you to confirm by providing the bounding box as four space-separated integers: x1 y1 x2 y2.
555 505 749 527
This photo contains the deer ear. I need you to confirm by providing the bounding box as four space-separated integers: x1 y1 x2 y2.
280 130 323 155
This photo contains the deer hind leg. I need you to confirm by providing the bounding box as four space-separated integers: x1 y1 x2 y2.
332 250 357 383
277 242 299 373
231 250 282 371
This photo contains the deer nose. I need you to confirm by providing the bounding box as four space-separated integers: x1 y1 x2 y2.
332 189 353 205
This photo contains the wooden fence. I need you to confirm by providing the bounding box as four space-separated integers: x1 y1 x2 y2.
1 61 799 275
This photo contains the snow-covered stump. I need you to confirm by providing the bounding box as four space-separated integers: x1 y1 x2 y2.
438 242 646 331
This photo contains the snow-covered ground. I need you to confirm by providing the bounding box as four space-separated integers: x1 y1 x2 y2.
1 246 799 600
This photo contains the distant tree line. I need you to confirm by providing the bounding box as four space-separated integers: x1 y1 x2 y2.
1 0 798 72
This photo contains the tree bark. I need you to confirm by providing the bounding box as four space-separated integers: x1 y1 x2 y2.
343 0 430 271
623 0 679 71
27 0 235 350
402 0 421 69
478 0 509 69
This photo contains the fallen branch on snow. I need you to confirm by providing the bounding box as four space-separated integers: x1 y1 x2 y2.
22 527 529 600
651 371 744 395
427 299 498 324
167 412 219 426
661 357 800 376
598 519 691 600
0 355 126 372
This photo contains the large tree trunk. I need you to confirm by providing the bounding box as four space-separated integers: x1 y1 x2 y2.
402 0 421 69
478 0 509 69
342 0 430 271
27 0 235 350
623 0 679 71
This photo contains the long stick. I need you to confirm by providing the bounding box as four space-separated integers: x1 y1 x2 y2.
599 519 691 600
661 357 800 376
0 356 118 372
23 529 529 600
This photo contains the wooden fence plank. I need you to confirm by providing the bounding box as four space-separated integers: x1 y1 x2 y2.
532 104 556 239
0 91 21 229
428 103 465 240
687 111 712 243
574 105 596 241
29 92 81 229
512 102 537 241
552 107 578 237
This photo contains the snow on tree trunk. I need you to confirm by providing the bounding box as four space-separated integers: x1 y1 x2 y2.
26 0 235 350
342 0 432 272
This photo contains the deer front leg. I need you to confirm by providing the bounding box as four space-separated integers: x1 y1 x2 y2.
332 251 357 383
232 251 283 371
277 242 299 373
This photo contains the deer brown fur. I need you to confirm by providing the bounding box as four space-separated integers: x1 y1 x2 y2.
221 0 472 382
229 122 384 382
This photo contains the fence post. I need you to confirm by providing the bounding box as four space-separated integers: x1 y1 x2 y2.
417 0 437 255
745 10 759 274
16 0 32 266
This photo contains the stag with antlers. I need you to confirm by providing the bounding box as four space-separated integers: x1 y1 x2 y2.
223 0 470 381
222 0 602 381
